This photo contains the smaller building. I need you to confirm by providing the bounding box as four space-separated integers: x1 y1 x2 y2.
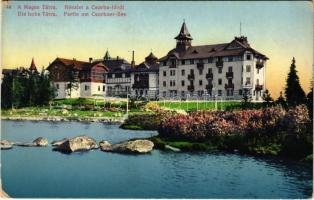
130 52 159 99
47 57 108 99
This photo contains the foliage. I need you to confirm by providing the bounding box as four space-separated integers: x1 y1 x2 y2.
1 69 55 108
143 101 161 112
158 105 312 158
276 91 287 109
306 88 313 120
284 57 306 106
242 88 252 103
66 67 80 98
262 89 273 107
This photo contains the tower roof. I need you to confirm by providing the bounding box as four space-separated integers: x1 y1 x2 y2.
29 58 37 71
104 50 111 60
145 52 157 60
174 22 193 40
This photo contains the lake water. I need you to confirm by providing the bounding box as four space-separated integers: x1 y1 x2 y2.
1 120 312 198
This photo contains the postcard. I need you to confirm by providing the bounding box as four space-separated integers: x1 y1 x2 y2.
0 1 313 199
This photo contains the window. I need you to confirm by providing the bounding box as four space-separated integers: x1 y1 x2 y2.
227 90 234 96
190 69 194 74
170 80 176 87
181 60 185 65
190 59 194 64
246 65 251 72
85 85 89 91
181 80 185 86
98 86 100 91
108 74 112 78
239 89 242 95
181 69 185 76
56 83 59 89
228 56 233 62
218 68 222 74
163 81 166 87
228 66 233 72
199 80 203 86
208 68 212 73
163 71 167 76
170 70 176 76
218 90 222 96
163 91 166 97
246 77 251 85
181 91 185 97
218 79 222 85
246 54 252 60
103 86 105 91
163 61 167 66
208 57 213 63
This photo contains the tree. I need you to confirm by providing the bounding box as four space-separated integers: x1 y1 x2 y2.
36 69 56 105
1 73 13 108
242 88 252 103
284 57 306 106
306 86 313 120
262 89 273 106
276 91 287 108
66 67 79 98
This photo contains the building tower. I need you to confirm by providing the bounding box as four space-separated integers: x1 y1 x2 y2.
104 49 111 60
175 21 193 52
29 57 37 72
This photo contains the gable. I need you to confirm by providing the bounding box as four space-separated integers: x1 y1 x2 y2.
225 40 245 50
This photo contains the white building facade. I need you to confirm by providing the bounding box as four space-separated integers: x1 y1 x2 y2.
158 22 268 102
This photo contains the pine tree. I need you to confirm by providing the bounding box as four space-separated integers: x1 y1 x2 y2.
276 91 287 108
285 57 306 106
262 89 273 106
306 84 313 120
37 69 56 105
1 73 13 108
66 67 79 98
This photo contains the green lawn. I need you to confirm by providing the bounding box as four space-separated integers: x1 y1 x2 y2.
156 101 246 111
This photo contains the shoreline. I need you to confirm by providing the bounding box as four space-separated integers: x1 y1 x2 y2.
1 115 125 124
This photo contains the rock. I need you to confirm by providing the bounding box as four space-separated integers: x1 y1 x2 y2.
51 138 69 146
165 145 181 152
53 135 98 153
15 142 36 147
33 137 48 146
110 140 154 154
99 140 112 151
0 140 13 150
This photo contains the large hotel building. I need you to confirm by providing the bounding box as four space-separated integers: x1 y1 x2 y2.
12 22 267 101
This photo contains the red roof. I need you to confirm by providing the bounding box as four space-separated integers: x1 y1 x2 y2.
47 57 108 71
29 58 37 71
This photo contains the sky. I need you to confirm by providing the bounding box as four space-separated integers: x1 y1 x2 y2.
1 1 313 98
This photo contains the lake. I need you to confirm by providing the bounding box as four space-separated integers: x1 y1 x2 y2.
1 120 312 198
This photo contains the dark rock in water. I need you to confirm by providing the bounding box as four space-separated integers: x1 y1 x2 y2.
33 137 48 146
99 140 112 151
109 140 154 154
0 140 13 150
51 138 69 146
53 135 98 153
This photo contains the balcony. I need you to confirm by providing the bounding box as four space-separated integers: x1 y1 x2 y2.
206 73 213 79
187 73 195 80
187 85 195 92
256 60 264 69
216 60 223 67
206 84 213 90
226 72 233 79
225 83 234 89
255 84 263 91
132 82 149 89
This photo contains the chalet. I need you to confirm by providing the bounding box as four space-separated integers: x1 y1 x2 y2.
47 57 108 99
130 52 159 98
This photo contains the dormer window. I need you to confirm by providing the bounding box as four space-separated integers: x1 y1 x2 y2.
181 60 185 65
163 61 167 66
190 59 194 64
208 57 213 63
246 54 252 60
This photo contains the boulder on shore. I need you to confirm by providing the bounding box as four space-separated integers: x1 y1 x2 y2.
33 137 48 146
0 140 13 150
53 135 98 153
108 140 154 154
99 140 112 151
51 138 69 146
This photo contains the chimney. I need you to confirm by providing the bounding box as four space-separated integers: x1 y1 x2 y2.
89 57 93 63
131 50 135 68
